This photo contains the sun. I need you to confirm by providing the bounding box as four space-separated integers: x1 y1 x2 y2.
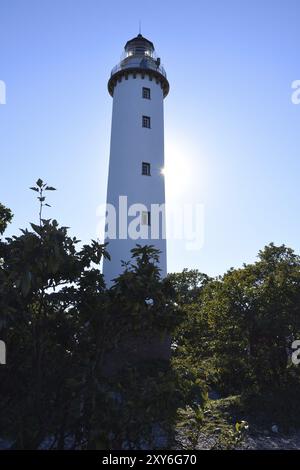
163 138 192 199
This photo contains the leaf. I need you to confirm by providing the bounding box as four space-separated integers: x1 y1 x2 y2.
30 187 39 192
38 197 45 202
49 257 60 274
45 203 51 207
36 178 43 188
30 223 42 235
21 271 32 297
45 186 56 191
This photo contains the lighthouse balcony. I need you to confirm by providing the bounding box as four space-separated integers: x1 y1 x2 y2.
110 55 167 79
108 44 169 98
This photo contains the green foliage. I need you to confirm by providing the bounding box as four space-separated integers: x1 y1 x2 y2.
170 245 300 433
0 181 202 449
169 271 214 391
210 419 248 450
89 361 187 449
1 180 300 449
168 269 211 304
0 203 13 235
201 243 300 396
0 182 111 448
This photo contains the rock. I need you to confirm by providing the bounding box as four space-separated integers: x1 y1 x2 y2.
121 440 131 450
0 438 12 449
151 423 169 448
271 425 279 433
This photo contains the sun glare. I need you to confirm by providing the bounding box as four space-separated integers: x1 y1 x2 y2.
163 138 192 199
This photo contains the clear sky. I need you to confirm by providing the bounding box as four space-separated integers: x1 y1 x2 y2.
1 0 300 276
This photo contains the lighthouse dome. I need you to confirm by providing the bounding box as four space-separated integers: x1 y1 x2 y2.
108 33 169 98
124 34 155 57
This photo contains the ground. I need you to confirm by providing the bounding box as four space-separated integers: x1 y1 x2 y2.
1 395 300 450
174 395 300 450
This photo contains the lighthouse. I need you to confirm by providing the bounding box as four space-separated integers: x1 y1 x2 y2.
103 34 169 284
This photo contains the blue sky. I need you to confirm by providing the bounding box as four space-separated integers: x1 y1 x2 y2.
1 0 300 276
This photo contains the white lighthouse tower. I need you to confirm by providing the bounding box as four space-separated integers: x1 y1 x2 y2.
103 34 169 284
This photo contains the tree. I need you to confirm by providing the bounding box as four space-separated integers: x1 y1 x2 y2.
0 203 13 235
200 243 300 397
168 269 211 304
0 180 197 449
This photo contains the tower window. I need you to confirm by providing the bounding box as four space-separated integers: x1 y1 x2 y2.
142 162 151 176
143 87 151 99
142 115 151 128
141 211 151 226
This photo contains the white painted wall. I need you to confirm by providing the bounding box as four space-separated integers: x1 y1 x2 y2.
103 73 167 284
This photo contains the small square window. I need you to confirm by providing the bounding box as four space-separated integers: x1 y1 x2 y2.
143 87 151 99
142 115 151 128
142 162 151 176
141 211 151 226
